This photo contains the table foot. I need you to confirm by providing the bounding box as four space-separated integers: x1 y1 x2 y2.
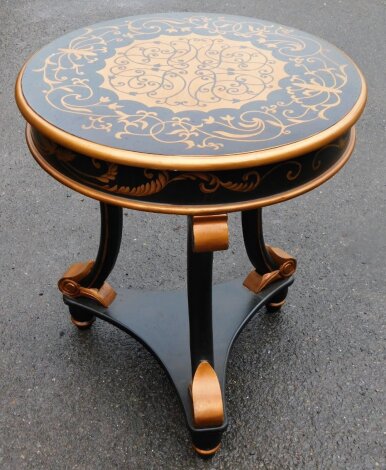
70 316 95 329
266 298 287 313
63 276 293 454
193 442 221 457
242 209 296 307
69 305 95 329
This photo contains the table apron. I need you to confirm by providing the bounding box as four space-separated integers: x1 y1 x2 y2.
26 125 355 215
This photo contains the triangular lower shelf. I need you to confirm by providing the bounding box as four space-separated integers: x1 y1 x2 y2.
64 276 293 450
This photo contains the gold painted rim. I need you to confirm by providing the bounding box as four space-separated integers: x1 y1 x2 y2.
16 62 366 171
26 124 356 215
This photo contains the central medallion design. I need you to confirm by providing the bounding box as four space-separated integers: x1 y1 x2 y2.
99 34 288 112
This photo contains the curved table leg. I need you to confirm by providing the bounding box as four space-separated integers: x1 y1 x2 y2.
59 202 123 327
187 215 227 455
187 217 214 372
241 208 295 312
61 210 294 456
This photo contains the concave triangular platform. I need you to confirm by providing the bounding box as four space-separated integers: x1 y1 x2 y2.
64 276 293 450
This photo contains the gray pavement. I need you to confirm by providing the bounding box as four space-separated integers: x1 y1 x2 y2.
1 1 385 468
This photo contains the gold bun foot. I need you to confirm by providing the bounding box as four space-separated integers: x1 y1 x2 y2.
193 443 221 456
266 299 286 312
70 316 95 329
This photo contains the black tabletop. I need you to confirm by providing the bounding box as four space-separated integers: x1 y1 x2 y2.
18 13 366 169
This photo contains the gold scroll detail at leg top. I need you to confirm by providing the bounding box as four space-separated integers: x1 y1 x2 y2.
192 214 229 253
243 245 297 294
58 260 116 308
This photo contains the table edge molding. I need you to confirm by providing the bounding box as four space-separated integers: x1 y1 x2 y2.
16 64 366 171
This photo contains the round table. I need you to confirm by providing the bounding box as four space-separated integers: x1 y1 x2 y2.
16 13 366 456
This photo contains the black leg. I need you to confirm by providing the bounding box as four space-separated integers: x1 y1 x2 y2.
69 202 123 326
187 216 214 372
186 216 226 456
241 208 288 312
81 202 123 289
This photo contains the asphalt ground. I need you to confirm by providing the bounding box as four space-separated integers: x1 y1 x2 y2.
0 1 385 468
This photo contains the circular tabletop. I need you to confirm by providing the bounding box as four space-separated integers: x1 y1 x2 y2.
16 13 366 171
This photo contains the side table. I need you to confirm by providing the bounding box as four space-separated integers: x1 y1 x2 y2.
16 13 366 456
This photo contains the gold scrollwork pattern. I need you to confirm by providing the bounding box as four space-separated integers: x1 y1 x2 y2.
99 34 287 112
311 135 348 171
24 14 361 154
31 129 349 202
56 151 264 196
55 148 304 198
